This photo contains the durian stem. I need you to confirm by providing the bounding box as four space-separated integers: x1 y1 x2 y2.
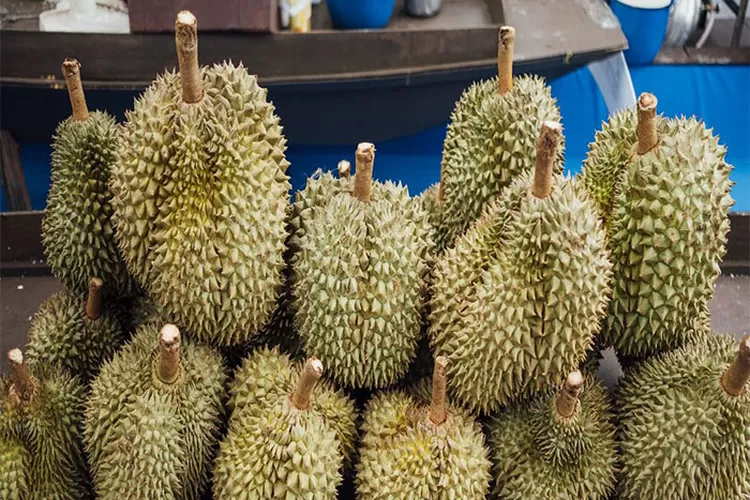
157 324 181 384
531 121 562 199
85 277 104 320
429 356 448 425
721 334 750 396
437 182 444 203
175 11 203 104
353 143 375 203
338 160 351 179
8 349 38 403
636 93 658 155
291 358 324 410
555 370 584 419
497 26 515 96
61 58 89 121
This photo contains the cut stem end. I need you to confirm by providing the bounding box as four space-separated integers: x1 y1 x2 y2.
85 277 104 320
61 58 89 121
636 92 658 155
291 358 324 410
8 349 38 403
429 356 448 425
531 121 562 199
175 11 203 104
157 325 181 384
353 142 375 203
555 370 584 419
337 160 351 179
721 334 750 396
497 26 515 96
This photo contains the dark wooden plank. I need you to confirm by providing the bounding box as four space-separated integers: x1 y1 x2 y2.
128 0 278 33
0 130 31 211
724 213 750 274
655 46 750 65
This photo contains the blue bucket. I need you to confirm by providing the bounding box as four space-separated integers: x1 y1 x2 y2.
326 0 395 29
610 0 672 66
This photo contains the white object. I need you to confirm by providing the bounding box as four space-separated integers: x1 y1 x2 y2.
587 51 637 115
39 0 130 33
614 0 672 9
279 0 311 28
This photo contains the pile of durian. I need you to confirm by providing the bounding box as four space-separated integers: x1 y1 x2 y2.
2 13 746 500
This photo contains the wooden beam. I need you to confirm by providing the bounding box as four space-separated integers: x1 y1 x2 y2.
0 130 31 212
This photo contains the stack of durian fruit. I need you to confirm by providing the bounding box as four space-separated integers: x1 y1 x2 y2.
1 11 747 500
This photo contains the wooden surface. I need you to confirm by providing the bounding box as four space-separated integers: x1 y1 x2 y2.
0 130 31 211
128 0 278 33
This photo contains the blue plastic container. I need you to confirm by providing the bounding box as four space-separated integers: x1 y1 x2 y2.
326 0 395 29
610 0 672 66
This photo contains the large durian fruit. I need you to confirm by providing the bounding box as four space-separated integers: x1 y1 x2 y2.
487 371 618 499
356 356 491 499
292 143 433 389
434 26 563 251
0 349 91 499
580 93 734 360
85 323 226 499
110 11 290 345
213 350 357 499
430 122 611 414
26 277 125 382
616 333 750 499
43 59 136 298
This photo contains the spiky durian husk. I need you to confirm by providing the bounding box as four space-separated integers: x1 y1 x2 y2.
616 333 750 499
43 112 137 298
123 293 171 332
487 373 617 499
417 183 446 252
26 289 125 382
356 390 491 499
429 172 611 414
436 76 564 250
85 325 226 499
214 348 357 498
293 178 434 389
110 63 291 345
0 366 91 500
581 111 734 359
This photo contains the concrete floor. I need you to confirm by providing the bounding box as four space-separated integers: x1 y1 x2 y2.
1 274 747 379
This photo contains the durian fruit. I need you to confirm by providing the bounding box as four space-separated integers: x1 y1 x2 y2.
580 93 734 360
429 122 611 414
356 356 491 499
213 351 357 499
616 333 750 499
42 59 136 298
435 26 563 250
85 323 226 499
0 349 91 499
26 277 126 382
292 143 433 388
487 371 618 499
110 11 290 345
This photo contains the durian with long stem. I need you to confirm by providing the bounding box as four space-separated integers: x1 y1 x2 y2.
27 277 126 382
487 371 618 499
85 323 226 499
617 333 750 499
43 59 136 298
356 356 491 499
111 11 291 345
429 122 611 414
1 349 91 500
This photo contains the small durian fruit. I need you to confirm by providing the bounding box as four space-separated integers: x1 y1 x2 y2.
110 11 290 345
0 349 91 499
26 277 125 382
213 352 357 499
430 122 611 414
85 324 226 499
435 26 564 251
356 356 491 499
581 93 734 360
617 333 750 499
292 143 433 389
43 59 136 299
487 371 618 499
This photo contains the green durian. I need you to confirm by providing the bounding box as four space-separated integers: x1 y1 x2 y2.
85 323 226 499
580 93 734 360
616 333 750 499
110 11 290 345
292 143 434 389
123 293 171 332
42 59 136 298
1 349 91 499
26 277 125 382
356 356 491 499
487 371 618 499
430 122 611 414
213 352 358 499
435 26 563 251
